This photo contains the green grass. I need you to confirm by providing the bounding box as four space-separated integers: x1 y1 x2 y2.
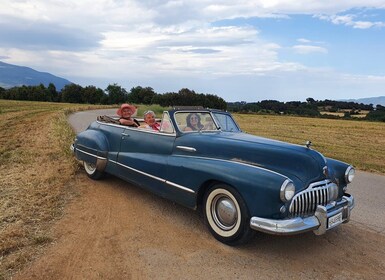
136 104 171 118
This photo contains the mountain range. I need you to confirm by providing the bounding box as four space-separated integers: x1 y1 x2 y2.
0 61 71 91
342 96 385 107
1 61 384 106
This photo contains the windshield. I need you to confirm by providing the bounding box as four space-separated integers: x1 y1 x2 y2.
175 112 218 132
212 112 240 132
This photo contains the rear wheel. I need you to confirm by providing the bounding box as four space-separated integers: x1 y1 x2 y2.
203 184 254 245
83 161 104 180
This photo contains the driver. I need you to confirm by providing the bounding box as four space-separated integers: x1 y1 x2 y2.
116 103 139 127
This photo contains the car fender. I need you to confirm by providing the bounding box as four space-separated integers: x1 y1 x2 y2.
167 155 288 217
74 129 109 172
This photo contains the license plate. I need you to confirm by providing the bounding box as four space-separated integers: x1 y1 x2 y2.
328 212 343 229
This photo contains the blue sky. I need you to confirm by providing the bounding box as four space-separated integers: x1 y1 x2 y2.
1 1 385 102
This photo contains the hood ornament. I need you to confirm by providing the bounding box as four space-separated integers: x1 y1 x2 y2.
305 140 312 148
323 166 329 177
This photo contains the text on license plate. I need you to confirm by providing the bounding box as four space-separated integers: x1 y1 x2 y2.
328 212 343 229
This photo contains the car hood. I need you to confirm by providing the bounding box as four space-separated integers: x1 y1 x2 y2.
175 132 327 188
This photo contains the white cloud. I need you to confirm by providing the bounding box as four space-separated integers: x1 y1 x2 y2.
297 38 312 43
353 20 385 29
1 0 385 102
292 45 328 54
316 13 385 29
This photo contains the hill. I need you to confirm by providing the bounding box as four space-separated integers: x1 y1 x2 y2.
342 96 385 107
0 61 71 91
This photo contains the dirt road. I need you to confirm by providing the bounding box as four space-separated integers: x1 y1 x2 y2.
14 110 385 279
14 172 385 279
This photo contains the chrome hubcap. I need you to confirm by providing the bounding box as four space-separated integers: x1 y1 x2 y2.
84 162 96 174
212 196 237 230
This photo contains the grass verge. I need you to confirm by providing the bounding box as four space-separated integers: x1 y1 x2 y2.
0 100 114 279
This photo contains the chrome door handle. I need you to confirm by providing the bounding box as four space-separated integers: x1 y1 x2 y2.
176 146 196 152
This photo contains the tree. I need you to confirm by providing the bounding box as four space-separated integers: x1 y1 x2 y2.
46 83 58 102
61 84 83 103
105 83 127 104
0 86 6 99
128 86 156 104
306 97 316 104
366 109 385 122
82 86 105 104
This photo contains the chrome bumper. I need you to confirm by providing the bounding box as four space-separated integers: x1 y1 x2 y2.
250 194 354 235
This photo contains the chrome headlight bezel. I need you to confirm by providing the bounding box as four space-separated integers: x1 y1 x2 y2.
280 179 295 202
345 165 355 184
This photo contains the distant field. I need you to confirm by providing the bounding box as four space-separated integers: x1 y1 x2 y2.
320 110 370 118
235 113 385 174
1 100 384 278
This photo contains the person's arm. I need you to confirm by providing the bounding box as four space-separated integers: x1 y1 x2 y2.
119 118 139 127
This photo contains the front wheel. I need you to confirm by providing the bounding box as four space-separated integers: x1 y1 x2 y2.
83 161 104 180
203 184 254 245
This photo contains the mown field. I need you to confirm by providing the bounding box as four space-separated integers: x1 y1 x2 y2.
235 113 385 174
0 100 384 279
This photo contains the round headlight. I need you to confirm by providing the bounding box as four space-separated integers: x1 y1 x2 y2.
280 179 295 202
345 166 355 184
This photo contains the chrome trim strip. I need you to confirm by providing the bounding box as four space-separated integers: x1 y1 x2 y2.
176 146 197 152
164 180 196 193
111 160 162 182
76 148 107 160
173 154 287 179
308 179 331 189
109 160 195 194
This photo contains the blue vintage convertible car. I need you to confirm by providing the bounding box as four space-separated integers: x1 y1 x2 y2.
71 108 355 245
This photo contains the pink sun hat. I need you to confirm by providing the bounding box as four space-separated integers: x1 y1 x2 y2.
116 103 137 116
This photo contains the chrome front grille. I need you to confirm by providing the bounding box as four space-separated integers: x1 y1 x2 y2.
289 180 338 217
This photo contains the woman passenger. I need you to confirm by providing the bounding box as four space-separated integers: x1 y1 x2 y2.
184 113 204 131
139 110 160 131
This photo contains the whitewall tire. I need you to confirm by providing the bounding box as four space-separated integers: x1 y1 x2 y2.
203 184 254 245
83 161 104 180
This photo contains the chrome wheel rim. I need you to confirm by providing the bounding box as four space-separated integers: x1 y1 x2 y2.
84 162 96 175
211 195 238 231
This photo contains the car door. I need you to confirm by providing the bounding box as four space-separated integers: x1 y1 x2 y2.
116 117 175 195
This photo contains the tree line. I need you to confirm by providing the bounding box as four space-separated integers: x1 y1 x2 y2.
228 98 385 122
0 83 227 110
1 83 384 121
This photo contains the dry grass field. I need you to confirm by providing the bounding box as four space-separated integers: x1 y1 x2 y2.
1 100 384 279
0 100 113 279
235 113 385 174
320 110 370 118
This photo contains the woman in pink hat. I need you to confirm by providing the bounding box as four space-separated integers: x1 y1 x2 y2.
117 103 139 127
